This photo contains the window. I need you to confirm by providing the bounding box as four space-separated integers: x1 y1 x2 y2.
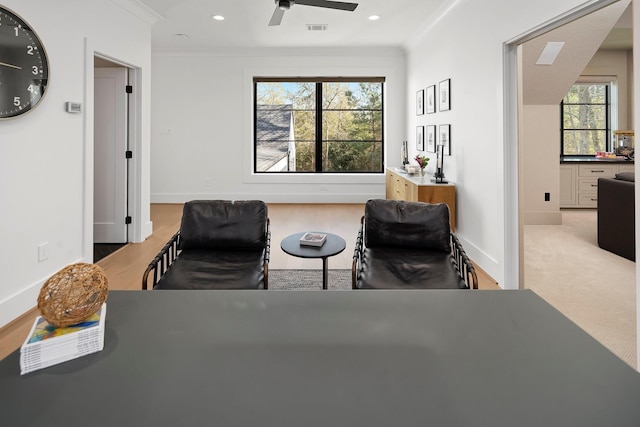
561 83 610 156
254 78 384 173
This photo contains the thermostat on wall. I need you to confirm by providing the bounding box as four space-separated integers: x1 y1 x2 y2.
65 102 82 113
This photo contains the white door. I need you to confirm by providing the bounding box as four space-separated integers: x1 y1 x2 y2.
94 67 128 243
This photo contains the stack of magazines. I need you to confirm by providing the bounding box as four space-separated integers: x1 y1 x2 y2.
20 303 106 375
300 232 327 247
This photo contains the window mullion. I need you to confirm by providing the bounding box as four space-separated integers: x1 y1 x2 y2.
605 84 610 151
315 82 323 172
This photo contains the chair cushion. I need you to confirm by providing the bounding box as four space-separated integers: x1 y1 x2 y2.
155 249 266 290
356 247 466 289
615 172 635 182
364 199 451 252
179 200 268 250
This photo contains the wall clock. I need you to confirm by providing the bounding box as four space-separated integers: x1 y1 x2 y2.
0 6 49 119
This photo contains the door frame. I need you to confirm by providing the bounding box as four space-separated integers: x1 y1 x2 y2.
83 42 143 262
502 0 621 290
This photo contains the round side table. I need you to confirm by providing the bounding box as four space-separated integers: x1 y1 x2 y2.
280 232 346 289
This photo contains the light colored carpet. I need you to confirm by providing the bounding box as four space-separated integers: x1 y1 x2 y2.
525 210 636 368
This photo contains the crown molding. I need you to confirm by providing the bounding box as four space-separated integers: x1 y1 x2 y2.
111 0 164 26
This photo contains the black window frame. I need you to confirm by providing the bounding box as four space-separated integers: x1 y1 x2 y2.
560 82 610 157
253 77 385 174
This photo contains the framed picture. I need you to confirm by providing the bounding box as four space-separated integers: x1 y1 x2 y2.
426 125 436 153
439 78 451 112
416 89 424 115
416 126 424 151
439 124 451 155
426 85 436 114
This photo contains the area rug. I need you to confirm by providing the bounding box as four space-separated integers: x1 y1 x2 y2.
268 269 352 291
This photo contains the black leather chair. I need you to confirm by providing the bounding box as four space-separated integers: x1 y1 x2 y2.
352 199 477 289
142 200 270 290
598 172 635 261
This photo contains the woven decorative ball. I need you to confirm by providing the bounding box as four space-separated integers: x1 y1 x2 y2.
37 263 109 327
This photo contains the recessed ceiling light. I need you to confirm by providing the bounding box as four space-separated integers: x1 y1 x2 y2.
212 15 225 21
369 15 380 21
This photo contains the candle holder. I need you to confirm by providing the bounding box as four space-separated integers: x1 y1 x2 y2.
431 143 448 184
401 140 409 166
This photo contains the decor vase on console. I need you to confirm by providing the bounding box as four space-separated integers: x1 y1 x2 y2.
414 154 429 177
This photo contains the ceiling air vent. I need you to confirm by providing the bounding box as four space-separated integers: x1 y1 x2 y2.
307 24 328 31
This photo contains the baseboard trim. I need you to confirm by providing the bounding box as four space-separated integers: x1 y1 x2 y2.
151 193 384 204
455 234 503 289
0 279 42 329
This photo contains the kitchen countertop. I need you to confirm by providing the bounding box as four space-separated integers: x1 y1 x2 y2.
560 156 633 164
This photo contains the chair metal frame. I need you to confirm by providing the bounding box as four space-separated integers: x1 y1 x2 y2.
142 219 271 290
351 216 478 289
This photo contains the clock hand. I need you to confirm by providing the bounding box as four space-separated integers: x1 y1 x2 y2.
0 61 22 70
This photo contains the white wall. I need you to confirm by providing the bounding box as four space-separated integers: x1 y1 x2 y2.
0 0 154 328
404 0 614 287
150 47 405 203
522 105 562 225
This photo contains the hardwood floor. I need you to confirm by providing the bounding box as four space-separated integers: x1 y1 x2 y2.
0 203 499 361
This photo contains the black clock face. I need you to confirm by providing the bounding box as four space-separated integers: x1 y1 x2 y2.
0 6 49 119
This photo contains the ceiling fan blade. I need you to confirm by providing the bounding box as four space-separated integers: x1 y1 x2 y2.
269 7 285 26
296 0 358 12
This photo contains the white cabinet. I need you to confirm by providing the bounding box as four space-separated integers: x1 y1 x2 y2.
559 165 576 206
560 162 634 208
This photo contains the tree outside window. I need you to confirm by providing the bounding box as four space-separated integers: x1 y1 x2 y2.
561 83 609 156
254 79 384 173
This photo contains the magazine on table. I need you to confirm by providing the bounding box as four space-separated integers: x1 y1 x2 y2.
300 232 327 247
20 303 106 375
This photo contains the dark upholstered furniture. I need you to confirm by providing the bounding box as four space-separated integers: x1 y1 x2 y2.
597 172 635 261
352 199 477 289
142 200 270 290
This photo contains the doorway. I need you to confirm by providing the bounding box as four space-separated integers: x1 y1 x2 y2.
93 56 132 258
504 0 636 366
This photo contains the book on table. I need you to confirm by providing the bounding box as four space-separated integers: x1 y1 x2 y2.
20 303 106 375
300 232 327 247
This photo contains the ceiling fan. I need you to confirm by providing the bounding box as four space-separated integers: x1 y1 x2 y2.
269 0 359 26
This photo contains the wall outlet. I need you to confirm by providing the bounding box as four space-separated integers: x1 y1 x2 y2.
38 242 49 262
544 192 550 201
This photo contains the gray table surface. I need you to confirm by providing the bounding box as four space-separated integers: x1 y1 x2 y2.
1 290 640 426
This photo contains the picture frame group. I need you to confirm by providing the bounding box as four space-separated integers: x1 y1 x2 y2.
416 79 451 115
415 78 452 155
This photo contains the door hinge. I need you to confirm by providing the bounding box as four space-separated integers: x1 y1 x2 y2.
125 150 133 159
125 216 132 225
126 85 133 94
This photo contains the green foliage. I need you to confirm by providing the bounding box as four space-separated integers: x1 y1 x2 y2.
256 81 383 172
562 83 608 155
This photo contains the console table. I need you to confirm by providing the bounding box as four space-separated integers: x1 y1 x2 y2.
1 290 639 426
386 168 456 229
